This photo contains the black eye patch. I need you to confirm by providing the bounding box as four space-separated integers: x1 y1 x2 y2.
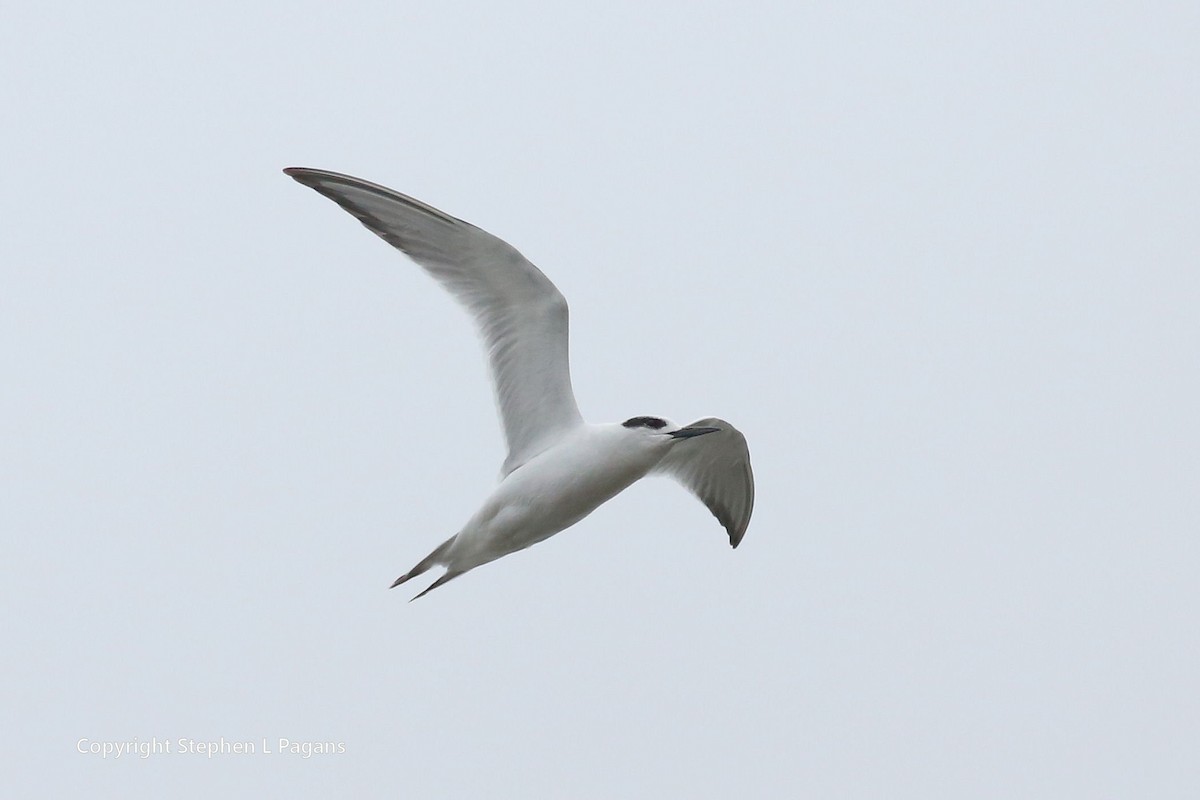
622 416 667 429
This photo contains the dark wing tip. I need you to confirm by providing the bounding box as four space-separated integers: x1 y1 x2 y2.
283 166 352 186
282 166 324 187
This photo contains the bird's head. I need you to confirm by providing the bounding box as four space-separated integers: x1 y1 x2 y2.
621 416 721 444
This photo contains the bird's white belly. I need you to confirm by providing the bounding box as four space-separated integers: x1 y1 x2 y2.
451 435 658 567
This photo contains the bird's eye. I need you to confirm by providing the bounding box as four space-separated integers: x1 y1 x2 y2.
622 416 667 429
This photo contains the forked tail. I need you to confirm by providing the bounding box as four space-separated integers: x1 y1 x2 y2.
408 569 466 602
390 534 457 590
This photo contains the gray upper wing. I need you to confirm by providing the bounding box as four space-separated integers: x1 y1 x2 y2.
285 168 583 474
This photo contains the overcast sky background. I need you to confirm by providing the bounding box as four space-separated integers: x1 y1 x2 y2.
3 2 1198 797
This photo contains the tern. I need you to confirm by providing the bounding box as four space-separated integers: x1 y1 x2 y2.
285 168 754 599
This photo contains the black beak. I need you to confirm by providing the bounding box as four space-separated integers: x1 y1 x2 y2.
669 426 720 440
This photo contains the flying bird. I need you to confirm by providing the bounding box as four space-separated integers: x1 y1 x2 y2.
284 168 754 599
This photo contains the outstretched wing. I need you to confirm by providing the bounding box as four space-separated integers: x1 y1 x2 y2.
655 417 754 547
284 168 583 475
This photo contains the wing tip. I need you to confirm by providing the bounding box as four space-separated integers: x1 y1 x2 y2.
282 166 322 187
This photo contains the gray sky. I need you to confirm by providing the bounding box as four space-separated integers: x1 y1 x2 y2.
4 1 1198 797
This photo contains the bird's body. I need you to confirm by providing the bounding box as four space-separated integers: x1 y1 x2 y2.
285 168 754 599
452 424 671 566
